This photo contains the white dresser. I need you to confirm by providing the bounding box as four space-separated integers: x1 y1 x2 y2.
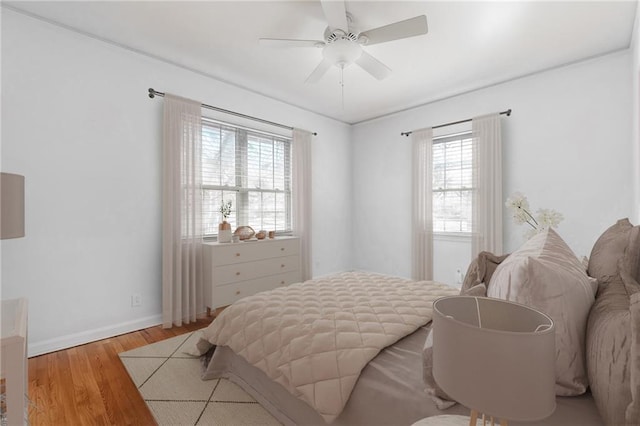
203 236 301 313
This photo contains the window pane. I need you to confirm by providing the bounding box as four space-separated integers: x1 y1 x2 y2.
275 192 287 231
202 126 220 186
261 192 276 231
203 190 237 235
247 191 262 230
202 125 236 186
274 140 286 191
260 138 274 190
247 137 260 189
433 144 445 189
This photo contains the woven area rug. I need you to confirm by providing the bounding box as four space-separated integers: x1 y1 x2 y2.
118 332 281 425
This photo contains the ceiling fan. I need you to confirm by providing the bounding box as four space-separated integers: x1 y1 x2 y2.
259 0 428 83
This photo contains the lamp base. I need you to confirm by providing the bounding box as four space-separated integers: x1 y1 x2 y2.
412 414 508 426
412 415 470 426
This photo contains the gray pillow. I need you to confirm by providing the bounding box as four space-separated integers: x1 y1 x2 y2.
460 252 508 294
622 226 640 290
488 228 595 396
626 285 640 424
586 269 636 426
588 218 633 285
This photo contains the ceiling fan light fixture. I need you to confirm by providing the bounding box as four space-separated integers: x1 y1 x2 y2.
322 38 362 67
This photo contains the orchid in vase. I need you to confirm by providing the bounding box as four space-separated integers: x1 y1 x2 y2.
505 192 563 239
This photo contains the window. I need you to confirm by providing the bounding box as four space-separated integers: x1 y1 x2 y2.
432 131 473 233
201 119 292 237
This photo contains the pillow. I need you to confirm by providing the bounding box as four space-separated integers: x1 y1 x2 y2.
622 226 640 289
460 251 508 294
626 287 640 424
422 284 486 409
487 228 595 396
586 268 638 426
588 218 633 285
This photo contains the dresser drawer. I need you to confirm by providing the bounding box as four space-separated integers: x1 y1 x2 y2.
209 238 299 266
213 255 300 286
213 271 301 307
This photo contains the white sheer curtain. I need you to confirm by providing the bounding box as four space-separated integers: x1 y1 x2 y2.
471 113 503 258
162 93 204 328
292 129 312 281
412 128 434 280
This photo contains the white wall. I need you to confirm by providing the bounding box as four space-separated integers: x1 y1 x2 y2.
432 235 470 288
352 51 633 281
1 9 352 356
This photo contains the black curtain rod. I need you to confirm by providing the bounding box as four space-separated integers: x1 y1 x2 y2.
148 88 317 136
400 109 512 137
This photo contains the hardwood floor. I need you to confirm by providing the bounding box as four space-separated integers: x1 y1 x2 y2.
27 318 214 425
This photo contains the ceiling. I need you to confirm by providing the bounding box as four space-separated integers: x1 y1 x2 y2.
5 1 638 124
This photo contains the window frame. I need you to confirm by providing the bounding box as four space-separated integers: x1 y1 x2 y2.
432 130 474 236
201 118 293 240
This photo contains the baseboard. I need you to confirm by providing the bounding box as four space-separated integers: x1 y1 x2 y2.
28 314 163 357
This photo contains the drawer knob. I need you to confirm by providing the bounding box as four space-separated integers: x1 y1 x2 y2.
280 248 285 251
281 281 285 285
235 290 241 295
236 272 241 276
235 253 241 257
281 264 285 268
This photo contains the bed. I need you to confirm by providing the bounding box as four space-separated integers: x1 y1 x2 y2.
192 270 606 425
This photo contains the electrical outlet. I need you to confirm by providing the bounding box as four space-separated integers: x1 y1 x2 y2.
131 293 142 307
455 268 463 285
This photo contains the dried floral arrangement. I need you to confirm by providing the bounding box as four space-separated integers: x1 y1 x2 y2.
506 192 563 239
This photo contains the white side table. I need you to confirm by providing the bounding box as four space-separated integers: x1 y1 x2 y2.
1 298 28 425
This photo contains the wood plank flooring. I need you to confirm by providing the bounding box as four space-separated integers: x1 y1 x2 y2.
27 318 214 425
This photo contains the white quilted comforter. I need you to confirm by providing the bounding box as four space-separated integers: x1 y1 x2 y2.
194 271 458 423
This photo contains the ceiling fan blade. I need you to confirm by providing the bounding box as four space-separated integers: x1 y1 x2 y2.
359 15 428 46
355 51 392 80
305 58 333 84
320 0 349 31
259 38 325 48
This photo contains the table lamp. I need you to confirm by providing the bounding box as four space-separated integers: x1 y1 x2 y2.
1 172 25 239
429 296 556 426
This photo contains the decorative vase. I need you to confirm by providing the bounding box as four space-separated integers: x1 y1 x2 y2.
218 220 232 243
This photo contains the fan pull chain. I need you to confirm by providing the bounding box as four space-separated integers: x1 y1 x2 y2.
340 65 345 110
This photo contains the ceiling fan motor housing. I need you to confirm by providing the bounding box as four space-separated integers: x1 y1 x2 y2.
323 33 363 67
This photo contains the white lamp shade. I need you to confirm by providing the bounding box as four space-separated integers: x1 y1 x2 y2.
1 172 25 239
432 296 556 422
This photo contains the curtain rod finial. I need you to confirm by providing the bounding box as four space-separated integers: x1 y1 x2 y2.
505 109 512 116
148 88 155 98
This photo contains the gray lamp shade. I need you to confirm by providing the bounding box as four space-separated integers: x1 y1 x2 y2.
1 172 25 239
432 296 556 422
